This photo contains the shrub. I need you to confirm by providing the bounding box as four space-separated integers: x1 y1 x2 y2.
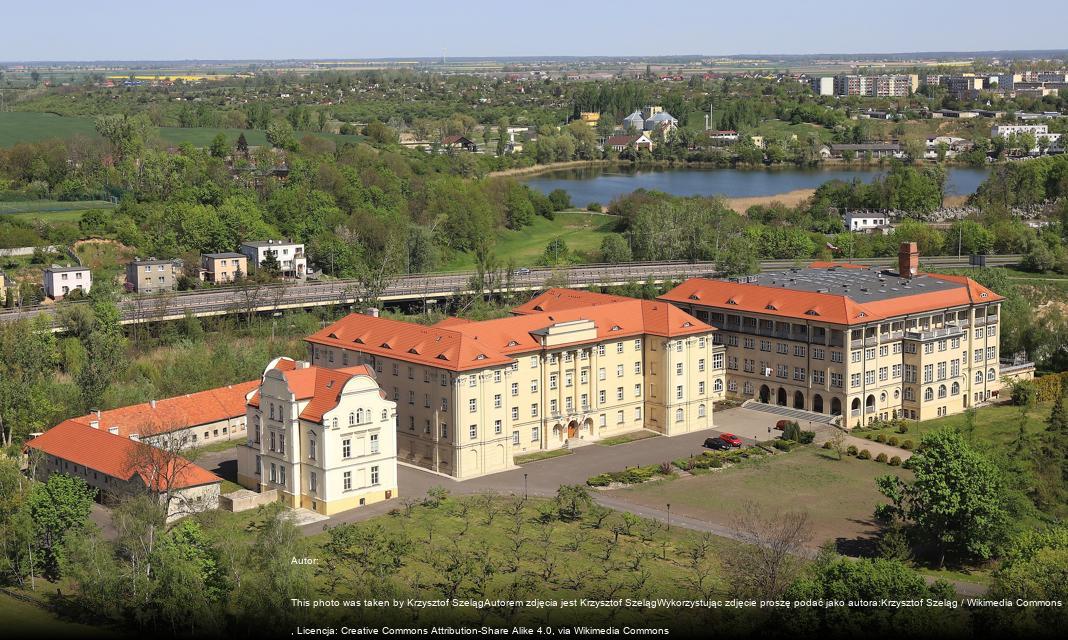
709 457 723 468
858 449 871 460
658 461 674 476
846 445 858 456
587 202 603 212
587 474 611 487
901 440 914 450
773 440 792 451
865 434 874 440
887 436 899 447
875 452 888 463
799 431 815 444
889 456 902 466
896 422 909 434
875 434 887 444
822 441 833 449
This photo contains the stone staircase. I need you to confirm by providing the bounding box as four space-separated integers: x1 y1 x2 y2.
740 400 841 426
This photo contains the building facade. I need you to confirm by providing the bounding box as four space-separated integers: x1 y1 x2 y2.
239 240 307 278
659 244 1004 426
201 252 248 283
26 420 221 522
237 358 398 515
43 265 91 299
304 290 723 479
125 258 180 294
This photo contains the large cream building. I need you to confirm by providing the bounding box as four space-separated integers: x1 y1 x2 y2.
237 358 398 515
659 244 1005 425
305 290 724 479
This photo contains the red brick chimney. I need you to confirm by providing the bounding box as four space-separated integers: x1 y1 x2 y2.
898 242 919 278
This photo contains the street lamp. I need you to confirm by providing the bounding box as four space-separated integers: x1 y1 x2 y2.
666 503 671 529
524 473 528 499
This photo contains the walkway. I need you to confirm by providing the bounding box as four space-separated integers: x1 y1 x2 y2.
741 400 841 425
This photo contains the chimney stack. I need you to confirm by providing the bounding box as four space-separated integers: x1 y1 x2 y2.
898 242 919 278
366 307 380 318
150 399 157 409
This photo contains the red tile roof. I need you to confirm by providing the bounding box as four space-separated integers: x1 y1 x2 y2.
307 298 712 372
66 380 260 439
659 268 1002 326
247 363 377 423
26 420 220 490
512 288 630 315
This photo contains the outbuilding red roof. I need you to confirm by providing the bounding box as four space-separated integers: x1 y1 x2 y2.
26 420 220 490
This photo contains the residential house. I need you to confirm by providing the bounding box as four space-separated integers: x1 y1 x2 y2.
125 258 181 294
43 265 91 299
441 135 479 152
201 252 248 283
606 133 654 152
239 239 307 278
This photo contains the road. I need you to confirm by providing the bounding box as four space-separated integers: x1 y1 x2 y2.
0 255 1022 329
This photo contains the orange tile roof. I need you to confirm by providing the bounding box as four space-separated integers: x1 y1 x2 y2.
511 288 630 315
659 269 1002 326
284 365 374 422
26 420 220 490
66 380 260 439
307 298 712 372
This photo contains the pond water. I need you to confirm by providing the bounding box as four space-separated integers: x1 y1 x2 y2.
522 166 991 207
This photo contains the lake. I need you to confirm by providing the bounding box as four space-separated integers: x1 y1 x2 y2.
522 166 991 206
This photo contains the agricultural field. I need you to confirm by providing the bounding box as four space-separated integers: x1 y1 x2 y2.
441 210 620 270
0 199 116 224
0 112 361 148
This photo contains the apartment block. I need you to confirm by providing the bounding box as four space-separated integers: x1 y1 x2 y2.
833 74 917 97
659 244 1005 426
125 257 180 294
237 358 398 515
304 290 724 479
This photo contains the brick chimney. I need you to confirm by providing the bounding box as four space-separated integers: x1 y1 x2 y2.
898 242 919 278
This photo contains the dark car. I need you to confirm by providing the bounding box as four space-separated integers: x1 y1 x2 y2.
719 433 743 448
703 437 731 450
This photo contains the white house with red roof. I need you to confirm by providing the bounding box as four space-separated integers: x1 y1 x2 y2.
237 358 398 515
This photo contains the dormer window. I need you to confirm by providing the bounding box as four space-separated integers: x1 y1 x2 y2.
979 292 988 298
726 298 738 305
475 354 486 360
611 325 622 331
805 309 820 316
380 342 391 349
507 340 519 347
688 294 700 300
354 337 364 344
682 321 693 327
765 304 777 311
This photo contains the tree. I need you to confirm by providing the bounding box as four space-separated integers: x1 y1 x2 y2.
876 429 1008 563
554 485 592 521
265 120 298 151
599 234 632 263
987 526 1068 633
76 296 128 411
0 316 59 445
25 473 96 580
547 188 571 211
541 238 570 266
209 133 228 158
722 502 811 597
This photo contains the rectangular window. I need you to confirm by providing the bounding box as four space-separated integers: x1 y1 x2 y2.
440 423 448 439
308 438 316 460
511 382 519 396
698 358 706 372
511 407 519 420
279 466 286 487
494 419 502 434
370 433 379 454
616 387 624 401
343 471 351 491
532 426 540 441
494 394 502 408
310 471 317 493
531 403 539 417
512 430 520 444
634 339 642 351
598 368 606 381
616 364 624 377
342 438 351 458
634 383 641 397
469 424 477 439
371 466 379 485
550 374 558 389
634 362 641 375
599 389 606 404
831 351 843 363
531 379 539 392
676 385 683 400
530 356 538 368
676 362 684 376
469 398 477 413
634 406 642 421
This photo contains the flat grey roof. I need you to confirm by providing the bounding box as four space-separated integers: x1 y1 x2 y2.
128 258 178 265
732 266 963 304
240 240 299 247
45 265 89 273
203 252 246 259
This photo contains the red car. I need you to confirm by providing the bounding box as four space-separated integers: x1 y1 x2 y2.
719 433 743 447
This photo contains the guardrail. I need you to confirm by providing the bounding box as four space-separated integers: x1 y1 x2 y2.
0 255 1023 329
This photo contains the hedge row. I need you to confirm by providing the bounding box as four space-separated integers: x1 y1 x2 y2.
587 463 673 487
672 447 767 472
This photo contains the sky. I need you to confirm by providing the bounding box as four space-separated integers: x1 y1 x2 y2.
3 0 1068 61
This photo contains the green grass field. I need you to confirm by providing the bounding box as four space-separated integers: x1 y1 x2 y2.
861 401 1053 448
443 210 619 270
0 112 360 148
0 592 117 638
751 119 833 143
615 446 908 545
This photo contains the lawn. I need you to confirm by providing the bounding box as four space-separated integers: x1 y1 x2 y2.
514 448 573 464
751 119 833 143
74 239 136 275
0 591 118 638
860 401 1053 449
597 430 661 446
441 210 619 270
613 446 908 548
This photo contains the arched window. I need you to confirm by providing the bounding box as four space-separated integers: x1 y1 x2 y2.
713 379 723 392
924 387 933 401
349 412 355 425
894 389 900 400
987 368 996 382
356 408 364 423
938 385 947 399
698 404 707 418
880 391 887 403
951 382 960 395
269 403 275 420
975 371 983 384
675 408 684 422
331 417 338 429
